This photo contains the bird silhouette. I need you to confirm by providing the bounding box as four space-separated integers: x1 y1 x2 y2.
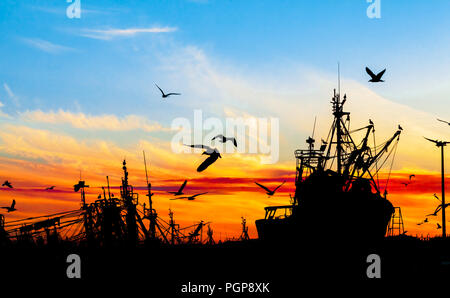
197 151 221 172
155 84 181 98
427 201 450 216
424 218 429 223
255 181 286 196
168 180 187 196
170 192 208 201
369 119 374 125
424 137 450 147
366 67 386 82
437 118 450 126
185 144 218 155
212 135 237 147
97 194 102 199
1 199 16 212
437 223 442 229
2 180 13 188
398 125 403 131
185 144 222 172
45 186 55 190
434 193 441 201
428 205 441 217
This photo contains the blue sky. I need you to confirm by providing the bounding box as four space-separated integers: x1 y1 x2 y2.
0 0 449 165
0 0 449 112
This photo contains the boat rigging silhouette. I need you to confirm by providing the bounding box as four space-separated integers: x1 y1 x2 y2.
256 89 401 244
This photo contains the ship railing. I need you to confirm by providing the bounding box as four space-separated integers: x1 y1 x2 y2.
264 205 293 220
294 149 324 159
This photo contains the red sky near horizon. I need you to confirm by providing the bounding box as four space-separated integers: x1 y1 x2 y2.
1 152 448 240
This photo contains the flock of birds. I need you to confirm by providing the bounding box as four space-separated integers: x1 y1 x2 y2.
0 68 446 220
0 181 56 213
155 83 289 200
416 192 450 230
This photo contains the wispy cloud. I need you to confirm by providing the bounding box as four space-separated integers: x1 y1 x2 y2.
80 27 177 40
20 38 75 54
3 83 19 106
3 83 14 98
19 109 169 132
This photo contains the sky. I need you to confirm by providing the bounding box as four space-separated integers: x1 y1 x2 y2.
0 0 449 239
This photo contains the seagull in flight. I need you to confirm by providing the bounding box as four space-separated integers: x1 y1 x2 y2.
168 180 187 196
170 192 208 201
255 181 286 196
434 193 441 201
401 175 415 187
437 119 450 126
45 186 55 190
185 144 219 155
366 67 386 82
184 144 222 172
212 135 237 147
1 199 16 212
2 180 13 188
155 84 181 98
424 137 450 147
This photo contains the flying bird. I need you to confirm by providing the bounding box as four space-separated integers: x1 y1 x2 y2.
2 180 13 188
170 192 208 201
45 186 55 190
434 193 441 201
184 144 218 155
168 180 187 196
427 201 450 216
424 137 450 147
73 181 88 192
185 144 222 172
1 199 16 212
401 175 415 187
428 205 442 217
437 118 450 126
155 84 181 98
255 181 286 196
197 151 221 172
212 135 237 147
366 67 386 82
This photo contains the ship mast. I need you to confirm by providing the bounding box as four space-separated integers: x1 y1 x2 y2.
143 150 157 240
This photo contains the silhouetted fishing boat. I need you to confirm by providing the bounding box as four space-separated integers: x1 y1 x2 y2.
256 89 401 244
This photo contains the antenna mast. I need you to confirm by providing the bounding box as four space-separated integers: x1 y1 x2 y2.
143 150 157 239
337 62 341 97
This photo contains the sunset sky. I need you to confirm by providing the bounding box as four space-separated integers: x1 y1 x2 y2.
0 0 449 239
